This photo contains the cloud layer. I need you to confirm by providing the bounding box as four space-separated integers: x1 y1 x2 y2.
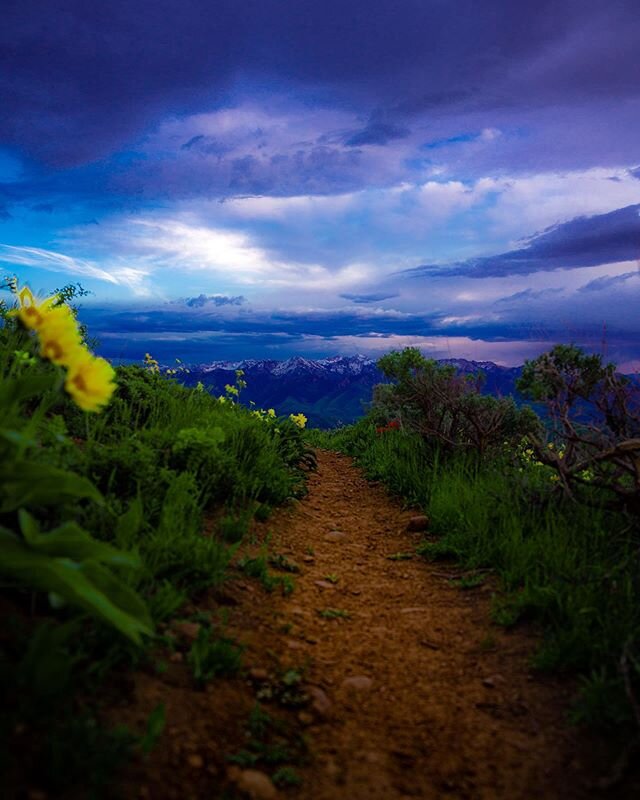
1 1 639 368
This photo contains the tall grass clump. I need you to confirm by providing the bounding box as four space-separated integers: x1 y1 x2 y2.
315 346 640 733
0 279 313 797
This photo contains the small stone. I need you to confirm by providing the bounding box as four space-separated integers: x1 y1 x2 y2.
324 757 340 779
187 753 204 769
324 531 347 543
298 711 314 725
342 675 373 691
406 515 430 532
249 667 269 681
482 675 505 689
171 621 200 642
308 685 332 717
286 639 304 649
302 554 315 562
314 580 336 590
169 651 184 663
233 769 277 799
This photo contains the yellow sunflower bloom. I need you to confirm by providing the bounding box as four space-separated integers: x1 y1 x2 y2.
65 353 116 412
37 305 83 366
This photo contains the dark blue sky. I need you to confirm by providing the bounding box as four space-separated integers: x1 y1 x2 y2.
1 0 639 366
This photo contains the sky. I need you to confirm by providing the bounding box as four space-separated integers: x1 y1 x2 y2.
1 0 639 368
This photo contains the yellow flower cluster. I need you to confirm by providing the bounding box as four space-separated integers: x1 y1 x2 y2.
14 285 116 412
251 407 276 421
250 408 306 428
143 352 160 373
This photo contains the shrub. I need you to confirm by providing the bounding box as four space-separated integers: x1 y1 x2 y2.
376 347 538 457
517 344 640 511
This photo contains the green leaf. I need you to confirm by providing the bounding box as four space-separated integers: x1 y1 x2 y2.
21 620 81 701
0 460 103 512
0 529 152 643
82 561 152 630
0 429 38 448
139 703 166 755
18 511 140 568
115 497 144 550
0 373 58 407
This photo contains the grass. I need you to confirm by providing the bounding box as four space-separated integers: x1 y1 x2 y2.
387 552 414 561
0 306 312 797
312 417 640 731
318 608 350 620
228 702 308 774
238 552 297 594
187 626 244 685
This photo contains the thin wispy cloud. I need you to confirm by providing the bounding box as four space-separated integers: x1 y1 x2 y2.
0 244 151 293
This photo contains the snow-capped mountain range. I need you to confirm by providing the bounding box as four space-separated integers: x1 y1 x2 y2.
178 355 523 428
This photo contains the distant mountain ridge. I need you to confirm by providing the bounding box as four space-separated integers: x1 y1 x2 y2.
177 354 524 429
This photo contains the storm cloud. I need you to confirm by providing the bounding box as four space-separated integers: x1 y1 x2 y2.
402 204 640 280
3 1 639 168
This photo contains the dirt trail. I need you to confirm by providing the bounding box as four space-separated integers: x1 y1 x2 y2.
118 450 616 800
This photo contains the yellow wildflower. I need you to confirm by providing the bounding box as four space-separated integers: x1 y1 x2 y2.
289 412 307 429
14 286 59 331
143 352 160 373
65 353 116 412
37 304 83 366
267 408 276 418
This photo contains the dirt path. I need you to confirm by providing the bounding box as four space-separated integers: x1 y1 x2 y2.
118 450 618 800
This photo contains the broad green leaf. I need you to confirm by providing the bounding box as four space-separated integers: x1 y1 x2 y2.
0 529 152 643
18 511 140 568
82 561 152 629
0 429 38 448
0 373 58 407
0 461 103 512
